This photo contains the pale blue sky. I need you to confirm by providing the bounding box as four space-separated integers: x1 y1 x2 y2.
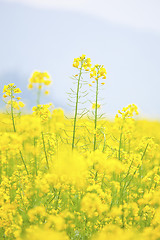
0 0 160 118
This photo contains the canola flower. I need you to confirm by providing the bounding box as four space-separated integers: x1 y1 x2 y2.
73 54 91 70
3 83 25 110
0 56 160 240
3 83 25 132
28 71 52 105
32 103 52 123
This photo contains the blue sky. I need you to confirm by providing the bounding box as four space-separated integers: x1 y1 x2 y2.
0 0 160 118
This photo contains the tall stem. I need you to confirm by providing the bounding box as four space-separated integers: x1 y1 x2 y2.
11 88 16 132
72 62 83 149
118 130 123 160
34 137 38 176
10 87 29 175
19 150 29 175
118 118 125 160
41 131 49 169
94 78 99 151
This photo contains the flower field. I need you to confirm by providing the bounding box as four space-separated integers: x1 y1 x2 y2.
0 55 160 239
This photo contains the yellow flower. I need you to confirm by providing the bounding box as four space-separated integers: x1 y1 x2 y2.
98 66 107 79
44 80 51 86
29 71 52 86
28 83 33 89
3 85 8 93
19 101 25 108
44 90 49 95
32 106 37 111
32 104 52 122
92 103 101 109
73 58 80 68
80 54 86 60
73 55 92 71
14 88 21 93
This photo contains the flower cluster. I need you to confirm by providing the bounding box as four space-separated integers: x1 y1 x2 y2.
3 83 25 110
89 64 107 86
28 71 52 95
32 104 52 123
116 104 139 119
73 54 91 70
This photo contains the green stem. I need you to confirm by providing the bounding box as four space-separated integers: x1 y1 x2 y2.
55 189 61 210
11 88 16 132
10 88 29 175
34 137 38 176
41 131 49 169
19 150 29 175
0 151 2 183
94 77 99 151
72 61 83 149
122 143 149 191
118 131 123 160
121 195 125 228
118 118 125 160
102 131 106 153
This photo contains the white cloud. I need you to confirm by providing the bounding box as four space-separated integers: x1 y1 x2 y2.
4 0 160 34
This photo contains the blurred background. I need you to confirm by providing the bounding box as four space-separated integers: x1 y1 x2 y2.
0 0 160 119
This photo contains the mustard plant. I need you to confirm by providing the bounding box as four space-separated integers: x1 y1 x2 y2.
3 83 28 174
89 64 107 150
115 104 139 160
70 54 91 149
32 103 53 169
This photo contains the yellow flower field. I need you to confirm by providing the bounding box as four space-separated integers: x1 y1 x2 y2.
0 55 160 239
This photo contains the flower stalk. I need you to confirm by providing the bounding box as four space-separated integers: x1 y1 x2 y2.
72 61 83 149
